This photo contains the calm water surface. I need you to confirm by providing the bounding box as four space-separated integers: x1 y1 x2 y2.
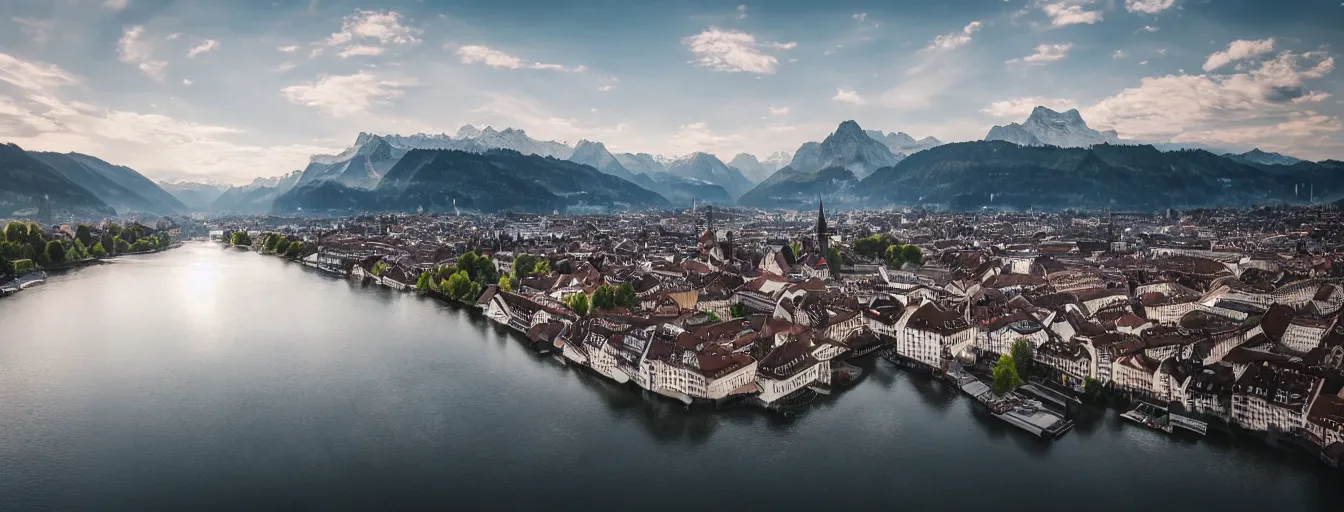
1 242 1341 510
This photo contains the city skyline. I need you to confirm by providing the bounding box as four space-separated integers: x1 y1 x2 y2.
0 0 1342 184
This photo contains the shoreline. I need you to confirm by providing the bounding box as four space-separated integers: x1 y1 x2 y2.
233 244 1344 472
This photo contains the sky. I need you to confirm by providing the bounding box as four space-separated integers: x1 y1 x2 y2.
0 0 1342 185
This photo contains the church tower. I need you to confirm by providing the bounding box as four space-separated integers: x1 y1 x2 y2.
816 198 828 260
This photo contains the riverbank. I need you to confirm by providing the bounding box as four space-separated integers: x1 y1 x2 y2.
0 242 183 300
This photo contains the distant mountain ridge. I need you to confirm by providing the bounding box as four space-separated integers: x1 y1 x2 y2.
788 120 900 178
160 181 227 212
0 143 114 218
274 149 670 213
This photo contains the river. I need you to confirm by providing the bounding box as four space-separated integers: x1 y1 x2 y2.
1 242 1339 510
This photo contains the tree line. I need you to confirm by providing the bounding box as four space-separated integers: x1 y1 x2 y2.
2 221 169 277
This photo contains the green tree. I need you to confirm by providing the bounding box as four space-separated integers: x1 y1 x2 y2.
230 231 251 247
1010 338 1034 380
263 234 280 252
26 223 45 252
992 354 1024 396
106 222 122 238
533 260 551 275
591 284 616 310
825 247 843 274
284 241 304 258
0 253 11 276
4 221 27 243
565 292 589 316
91 242 108 258
75 224 93 247
854 234 896 259
44 240 66 265
788 241 802 259
615 282 637 308
497 275 513 292
122 226 140 244
372 260 390 276
114 238 131 254
445 270 477 302
512 253 538 279
0 240 33 260
900 245 923 266
73 238 89 259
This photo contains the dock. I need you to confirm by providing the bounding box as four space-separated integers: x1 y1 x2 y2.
1121 402 1208 436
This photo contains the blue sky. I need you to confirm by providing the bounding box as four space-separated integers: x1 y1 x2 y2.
1 0 1341 184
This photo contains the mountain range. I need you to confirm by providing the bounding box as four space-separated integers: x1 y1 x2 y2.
7 105 1334 218
273 149 670 213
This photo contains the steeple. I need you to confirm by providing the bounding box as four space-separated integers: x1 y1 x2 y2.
816 198 829 261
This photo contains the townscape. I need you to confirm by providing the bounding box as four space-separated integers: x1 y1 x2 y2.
206 204 1344 467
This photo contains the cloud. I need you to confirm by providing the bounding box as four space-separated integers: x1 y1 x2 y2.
456 45 583 71
280 71 410 117
0 53 81 91
12 17 55 44
338 44 385 58
1039 1 1104 27
277 45 301 53
832 88 865 105
182 78 192 86
926 21 982 51
0 91 334 184
1125 0 1176 14
981 97 1077 118
277 62 297 72
103 0 128 10
736 5 748 19
1084 49 1339 157
769 106 789 115
1114 50 1128 58
1140 25 1159 32
318 9 421 58
668 122 746 155
187 39 220 58
1008 43 1074 64
853 13 868 21
597 85 615 92
1203 38 1274 72
118 26 168 81
682 27 793 74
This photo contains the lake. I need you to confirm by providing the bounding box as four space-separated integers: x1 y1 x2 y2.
1 242 1339 510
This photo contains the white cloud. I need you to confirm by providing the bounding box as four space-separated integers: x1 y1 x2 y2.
597 85 615 92
926 21 982 51
0 92 335 184
103 0 128 10
1008 43 1074 64
277 62 297 72
319 9 421 58
736 5 748 19
182 78 192 86
338 44 385 58
277 45 301 53
1125 0 1176 14
769 106 789 115
1084 49 1339 158
981 97 1077 118
280 71 410 117
0 53 81 91
118 26 168 81
1203 38 1274 72
668 121 746 155
187 39 219 58
456 45 583 71
682 27 793 74
1039 1 1104 27
12 17 55 44
1140 60 1149 65
1140 25 1159 32
1114 50 1128 58
166 33 182 41
832 88 865 105
853 13 868 21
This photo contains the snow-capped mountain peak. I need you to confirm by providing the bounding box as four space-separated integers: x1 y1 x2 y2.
986 106 1121 148
787 120 900 178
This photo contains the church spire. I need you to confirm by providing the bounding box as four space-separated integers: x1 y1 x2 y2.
816 197 829 261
